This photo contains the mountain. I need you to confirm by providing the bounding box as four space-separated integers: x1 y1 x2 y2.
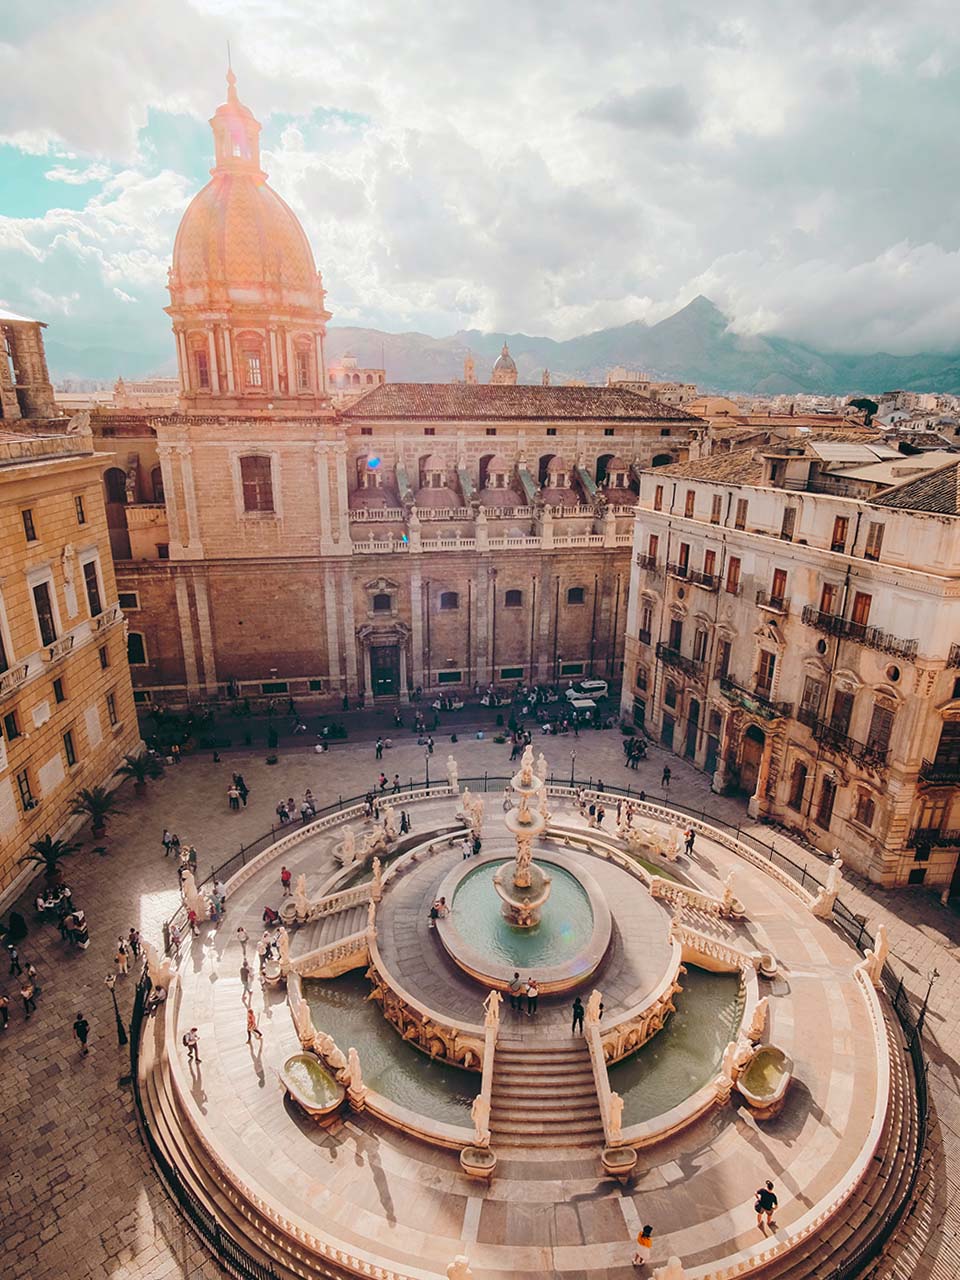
45 297 960 395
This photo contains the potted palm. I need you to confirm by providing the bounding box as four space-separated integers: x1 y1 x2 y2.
19 834 82 884
71 785 122 837
115 751 165 796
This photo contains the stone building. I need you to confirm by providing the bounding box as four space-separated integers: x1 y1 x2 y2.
0 410 140 896
90 73 699 709
621 443 960 890
1 309 56 421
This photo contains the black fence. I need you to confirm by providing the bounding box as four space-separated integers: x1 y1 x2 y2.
149 772 929 1279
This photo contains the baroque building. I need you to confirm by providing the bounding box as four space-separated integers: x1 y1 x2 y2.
91 74 698 708
621 440 960 891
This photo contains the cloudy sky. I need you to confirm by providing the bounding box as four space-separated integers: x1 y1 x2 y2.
3 0 960 372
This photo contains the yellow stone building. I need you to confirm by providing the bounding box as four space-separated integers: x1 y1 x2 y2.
0 408 140 897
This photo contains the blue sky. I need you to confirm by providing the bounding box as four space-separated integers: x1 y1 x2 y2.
3 0 960 379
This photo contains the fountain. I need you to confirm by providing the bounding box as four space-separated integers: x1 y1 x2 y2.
493 744 552 927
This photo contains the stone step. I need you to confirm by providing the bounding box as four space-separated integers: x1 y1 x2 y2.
495 1046 591 1063
494 1067 595 1086
491 1102 601 1122
493 1080 597 1102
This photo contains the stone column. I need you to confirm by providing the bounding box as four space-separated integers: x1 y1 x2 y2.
268 329 281 393
399 642 409 703
222 326 235 393
362 641 373 707
410 566 424 693
192 575 219 695
474 566 491 686
315 446 335 553
177 331 191 392
156 444 183 549
334 443 352 546
285 330 296 394
176 445 202 553
206 326 220 395
174 576 201 694
322 564 342 693
316 332 327 394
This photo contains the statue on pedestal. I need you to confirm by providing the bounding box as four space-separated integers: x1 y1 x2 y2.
447 754 459 792
446 1257 474 1280
811 859 843 918
292 996 316 1047
317 1032 347 1073
371 856 383 900
535 751 548 782
382 805 397 841
482 989 502 1028
746 996 768 1044
514 837 533 887
470 1094 491 1147
339 826 356 864
653 1258 687 1280
275 927 290 970
180 869 206 920
345 1046 367 1106
367 898 377 934
294 873 309 919
585 989 604 1025
519 744 535 788
862 923 888 988
608 1090 624 1142
142 940 174 991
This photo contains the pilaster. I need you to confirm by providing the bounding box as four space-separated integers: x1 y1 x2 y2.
342 570 358 696
222 326 235 393
174 576 200 693
156 444 183 549
206 325 220 394
268 328 281 393
192 574 219 695
334 442 352 547
314 445 336 554
410 566 424 693
176 445 203 555
322 563 342 692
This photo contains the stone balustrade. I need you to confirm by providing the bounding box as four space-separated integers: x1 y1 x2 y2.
649 876 727 916
290 930 369 979
0 661 29 697
303 882 373 921
669 921 758 974
46 633 75 663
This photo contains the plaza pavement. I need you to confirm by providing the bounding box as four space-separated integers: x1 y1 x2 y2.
0 717 957 1278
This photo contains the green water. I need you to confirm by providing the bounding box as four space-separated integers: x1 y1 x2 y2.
740 1048 785 1096
283 1056 343 1107
609 969 744 1124
450 859 594 968
302 970 474 1124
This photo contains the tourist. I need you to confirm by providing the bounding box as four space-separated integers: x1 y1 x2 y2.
597 778 604 794
461 837 472 861
20 977 37 1017
428 901 440 927
661 765 671 789
246 1007 263 1044
214 879 227 910
257 934 269 971
427 736 434 755
571 996 585 1035
262 905 280 927
7 945 22 976
236 775 249 806
304 789 316 815
280 866 292 896
587 801 597 827
392 774 401 794
375 737 384 759
128 928 141 959
400 811 410 834
146 986 167 1017
162 827 173 856
183 1026 201 1064
754 1180 778 1231
0 992 8 1030
228 784 241 811
472 835 482 856
115 937 129 975
169 922 182 953
508 973 523 1011
378 772 388 791
73 1011 90 1055
525 977 539 1016
276 800 289 825
187 908 200 937
632 1225 654 1268
236 925 249 953
435 897 449 918
596 804 606 828
171 742 181 765
684 828 695 855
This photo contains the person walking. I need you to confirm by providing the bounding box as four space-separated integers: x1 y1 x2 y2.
508 972 523 1011
571 995 585 1035
240 958 253 1002
115 937 128 976
400 810 410 834
7 945 22 976
280 865 292 896
246 1006 263 1044
684 827 695 855
170 742 181 765
183 1027 201 1064
128 928 141 959
236 925 249 953
427 736 434 755
661 765 671 789
378 772 388 792
525 977 539 1016
73 1011 90 1054
228 784 241 811
392 774 400 794
276 800 289 825
21 978 37 1018
236 775 249 806
162 828 173 856
0 992 8 1030
375 737 384 760
632 1225 654 1268
754 1180 778 1231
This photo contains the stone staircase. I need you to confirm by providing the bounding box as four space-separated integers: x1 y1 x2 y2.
298 902 367 955
490 1038 604 1147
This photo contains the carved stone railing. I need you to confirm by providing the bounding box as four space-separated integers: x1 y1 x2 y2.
649 876 727 917
554 533 604 547
353 537 410 555
289 930 369 979
487 534 542 549
94 603 122 631
586 1018 617 1145
473 1019 498 1149
348 507 404 522
46 633 75 663
418 507 471 521
304 882 374 921
669 920 758 974
0 661 30 697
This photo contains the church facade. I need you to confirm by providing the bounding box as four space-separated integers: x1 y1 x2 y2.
92 75 699 709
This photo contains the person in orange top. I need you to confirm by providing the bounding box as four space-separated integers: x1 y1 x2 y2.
246 1006 262 1044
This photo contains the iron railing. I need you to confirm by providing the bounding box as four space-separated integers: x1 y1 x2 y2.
803 717 890 769
655 642 704 679
756 589 790 613
719 675 792 721
906 826 960 848
948 642 960 669
801 606 919 660
919 758 960 784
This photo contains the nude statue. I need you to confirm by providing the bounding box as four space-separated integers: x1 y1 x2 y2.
482 988 502 1028
470 1093 491 1147
607 1090 624 1142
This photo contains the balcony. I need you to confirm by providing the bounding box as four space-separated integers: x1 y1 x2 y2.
808 717 889 769
0 662 29 697
919 758 960 785
656 642 703 679
906 827 960 848
94 603 121 632
635 554 660 574
948 642 960 669
687 568 718 591
756 589 790 614
666 561 689 580
719 675 792 721
638 629 652 646
46 634 75 664
800 605 918 660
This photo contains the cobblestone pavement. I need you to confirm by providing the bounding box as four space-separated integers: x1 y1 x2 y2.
0 723 957 1278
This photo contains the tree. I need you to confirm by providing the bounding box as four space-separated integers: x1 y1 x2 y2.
848 397 878 425
115 751 165 796
71 786 122 837
19 834 83 883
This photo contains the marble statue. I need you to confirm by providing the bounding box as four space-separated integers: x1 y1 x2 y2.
317 1032 347 1073
371 856 383 900
382 805 397 841
446 1257 474 1280
468 791 484 836
719 1039 739 1085
180 869 207 920
142 940 174 991
446 754 459 791
345 1046 367 1104
539 783 551 822
863 923 889 988
367 898 377 933
519 743 535 787
664 825 681 862
294 873 308 919
811 859 844 918
514 838 533 883
275 927 290 969
470 1093 491 1147
482 988 503 1028
746 996 768 1044
340 826 356 863
535 751 548 782
608 1090 624 1142
585 989 604 1025
653 1258 687 1280
721 869 737 913
292 996 316 1046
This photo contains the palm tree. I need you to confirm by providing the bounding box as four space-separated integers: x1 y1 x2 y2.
70 785 122 837
19 834 83 883
115 751 165 796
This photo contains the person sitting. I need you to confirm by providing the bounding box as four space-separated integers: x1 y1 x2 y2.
262 905 280 927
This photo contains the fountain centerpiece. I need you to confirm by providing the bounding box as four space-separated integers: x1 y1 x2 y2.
494 745 552 927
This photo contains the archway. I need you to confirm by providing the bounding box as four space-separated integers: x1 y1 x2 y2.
104 467 131 559
739 724 766 796
595 453 614 486
705 709 722 775
651 453 674 467
685 698 700 760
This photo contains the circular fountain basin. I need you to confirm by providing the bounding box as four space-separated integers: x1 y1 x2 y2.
435 851 612 994
280 1053 345 1121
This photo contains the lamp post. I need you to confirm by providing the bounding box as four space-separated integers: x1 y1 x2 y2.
104 973 128 1047
917 967 939 1037
569 750 576 787
424 749 431 789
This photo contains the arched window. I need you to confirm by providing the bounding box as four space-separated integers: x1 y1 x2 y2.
151 466 164 503
352 373 360 386
651 453 674 467
372 593 392 613
366 373 374 385
439 591 459 610
567 586 586 605
104 468 127 505
504 589 523 607
240 455 274 513
295 348 311 392
127 632 147 665
195 348 210 390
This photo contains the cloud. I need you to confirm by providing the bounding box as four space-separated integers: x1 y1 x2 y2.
45 162 112 184
584 85 700 136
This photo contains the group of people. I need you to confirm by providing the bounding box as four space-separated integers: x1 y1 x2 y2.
622 735 648 768
114 927 142 976
226 773 251 810
3 944 42 1023
507 972 540 1015
32 882 91 950
275 791 316 825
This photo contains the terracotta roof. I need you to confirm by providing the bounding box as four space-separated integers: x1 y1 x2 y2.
343 383 700 422
644 449 765 485
870 459 960 515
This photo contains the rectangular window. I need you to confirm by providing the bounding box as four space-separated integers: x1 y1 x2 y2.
668 618 683 650
118 591 139 610
240 455 274 513
851 591 872 628
830 689 854 735
726 557 741 594
308 679 324 692
82 559 102 618
854 791 876 828
863 521 884 562
22 509 37 542
734 498 748 530
693 628 708 663
196 350 210 389
867 703 894 754
106 691 118 726
32 580 57 647
603 427 615 437
703 548 716 579
684 489 695 518
360 427 373 436
295 349 310 391
559 662 584 676
16 768 35 813
715 639 731 680
647 533 659 561
53 677 65 704
653 485 664 512
639 604 652 643
63 729 77 768
260 680 289 694
486 428 497 437
245 352 262 387
546 427 557 437
423 427 435 436
99 645 109 670
756 650 776 696
4 709 21 741
820 582 839 615
127 633 146 665
500 666 524 680
780 507 796 541
677 542 690 573
710 494 722 525
831 515 849 553
438 670 463 684
800 676 824 719
157 543 170 559
815 776 837 829
770 568 788 606
75 495 86 525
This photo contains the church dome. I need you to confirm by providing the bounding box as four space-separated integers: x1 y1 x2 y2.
492 343 516 374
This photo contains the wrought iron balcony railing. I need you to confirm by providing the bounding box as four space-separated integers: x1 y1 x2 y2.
800 605 918 660
809 716 889 768
666 562 689 579
756 589 790 614
635 554 661 574
906 827 960 848
656 642 703 679
719 675 792 721
919 758 960 784
948 642 960 669
687 569 718 591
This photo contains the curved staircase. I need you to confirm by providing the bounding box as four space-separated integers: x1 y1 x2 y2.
490 1038 604 1147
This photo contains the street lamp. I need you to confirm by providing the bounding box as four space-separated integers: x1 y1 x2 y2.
424 749 431 789
918 967 940 1037
569 750 576 787
104 973 128 1047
